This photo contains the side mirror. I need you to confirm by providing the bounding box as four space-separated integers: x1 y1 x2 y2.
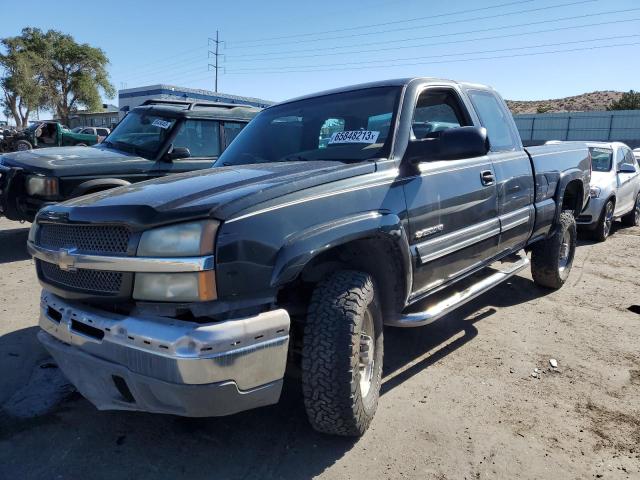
405 126 490 164
618 163 636 174
166 146 191 161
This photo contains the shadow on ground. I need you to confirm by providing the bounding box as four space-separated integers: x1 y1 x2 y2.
0 275 551 480
0 227 30 263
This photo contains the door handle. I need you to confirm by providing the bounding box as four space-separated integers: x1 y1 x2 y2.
480 170 495 186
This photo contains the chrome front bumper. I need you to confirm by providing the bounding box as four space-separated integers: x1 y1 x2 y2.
38 291 290 417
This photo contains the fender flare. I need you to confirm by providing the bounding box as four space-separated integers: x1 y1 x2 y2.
270 211 412 304
70 178 131 197
555 169 585 216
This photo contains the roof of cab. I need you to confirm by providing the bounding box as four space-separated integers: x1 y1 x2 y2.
272 77 494 107
132 99 261 121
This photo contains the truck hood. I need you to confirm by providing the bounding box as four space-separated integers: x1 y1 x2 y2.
48 161 376 227
0 145 151 176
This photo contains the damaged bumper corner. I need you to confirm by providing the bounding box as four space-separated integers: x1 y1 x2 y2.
37 291 290 417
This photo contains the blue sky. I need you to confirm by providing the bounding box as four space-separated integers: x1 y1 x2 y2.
1 0 639 107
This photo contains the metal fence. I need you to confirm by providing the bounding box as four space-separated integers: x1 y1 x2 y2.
513 110 640 148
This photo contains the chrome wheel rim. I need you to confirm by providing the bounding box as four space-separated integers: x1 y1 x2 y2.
635 196 640 225
558 230 571 272
603 202 614 237
358 310 375 398
17 143 28 151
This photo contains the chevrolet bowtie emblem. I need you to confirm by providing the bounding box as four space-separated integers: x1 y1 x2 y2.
57 248 78 271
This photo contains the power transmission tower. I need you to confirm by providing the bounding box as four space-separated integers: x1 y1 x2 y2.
208 31 223 92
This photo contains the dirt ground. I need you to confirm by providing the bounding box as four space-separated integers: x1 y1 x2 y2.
0 216 638 480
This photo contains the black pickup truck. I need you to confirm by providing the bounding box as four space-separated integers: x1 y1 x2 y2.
28 78 590 436
0 99 259 222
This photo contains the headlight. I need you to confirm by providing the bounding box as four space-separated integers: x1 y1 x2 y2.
26 175 59 197
137 220 218 257
134 220 219 302
28 221 39 243
589 186 601 198
133 272 216 302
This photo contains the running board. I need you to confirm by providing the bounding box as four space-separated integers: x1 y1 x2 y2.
387 252 530 328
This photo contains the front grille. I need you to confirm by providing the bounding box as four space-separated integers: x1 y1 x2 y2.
39 224 130 255
39 260 123 294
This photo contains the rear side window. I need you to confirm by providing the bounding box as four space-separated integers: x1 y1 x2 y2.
468 90 518 152
172 119 221 157
223 122 245 148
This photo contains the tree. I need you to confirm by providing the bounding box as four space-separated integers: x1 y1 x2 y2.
0 28 115 127
0 34 45 129
608 90 640 111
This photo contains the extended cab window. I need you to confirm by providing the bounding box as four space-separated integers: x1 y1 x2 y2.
216 86 401 166
172 119 221 158
223 122 245 148
468 90 518 151
411 89 469 140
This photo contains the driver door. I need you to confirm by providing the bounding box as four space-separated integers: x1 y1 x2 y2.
403 87 499 297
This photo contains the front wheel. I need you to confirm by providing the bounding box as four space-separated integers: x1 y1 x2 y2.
621 194 640 227
301 270 383 436
531 211 576 289
591 200 615 242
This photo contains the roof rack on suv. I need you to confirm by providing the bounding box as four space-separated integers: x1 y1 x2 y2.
141 99 254 110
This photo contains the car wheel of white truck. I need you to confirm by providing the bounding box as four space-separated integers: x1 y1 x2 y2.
302 270 383 436
591 200 614 242
531 211 576 290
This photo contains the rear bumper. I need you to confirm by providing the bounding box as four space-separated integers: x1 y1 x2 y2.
38 291 290 417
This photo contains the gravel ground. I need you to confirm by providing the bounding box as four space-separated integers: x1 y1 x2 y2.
0 217 638 480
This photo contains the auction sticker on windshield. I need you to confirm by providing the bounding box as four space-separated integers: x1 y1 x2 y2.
152 119 172 129
329 130 380 144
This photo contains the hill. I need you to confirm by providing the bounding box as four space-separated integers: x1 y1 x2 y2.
506 91 624 115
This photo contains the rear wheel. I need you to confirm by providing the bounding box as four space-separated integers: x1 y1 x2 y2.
621 194 640 227
301 270 383 436
531 211 576 289
591 200 615 242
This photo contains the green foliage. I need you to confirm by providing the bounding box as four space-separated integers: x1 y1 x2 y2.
536 105 553 114
607 90 640 111
0 27 115 127
0 33 46 128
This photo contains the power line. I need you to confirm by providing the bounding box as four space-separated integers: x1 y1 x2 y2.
225 0 597 49
225 40 639 74
227 0 534 45
226 34 640 73
225 5 638 59
224 17 640 65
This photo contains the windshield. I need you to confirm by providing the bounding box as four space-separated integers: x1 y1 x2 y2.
216 86 401 167
589 147 613 172
103 111 176 158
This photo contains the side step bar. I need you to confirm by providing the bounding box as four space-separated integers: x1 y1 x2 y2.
387 252 530 328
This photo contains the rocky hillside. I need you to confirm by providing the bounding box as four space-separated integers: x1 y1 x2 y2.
506 91 624 115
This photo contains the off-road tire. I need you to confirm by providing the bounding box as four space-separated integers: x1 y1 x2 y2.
531 211 576 289
15 140 32 151
621 194 640 227
301 270 383 436
590 200 615 242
